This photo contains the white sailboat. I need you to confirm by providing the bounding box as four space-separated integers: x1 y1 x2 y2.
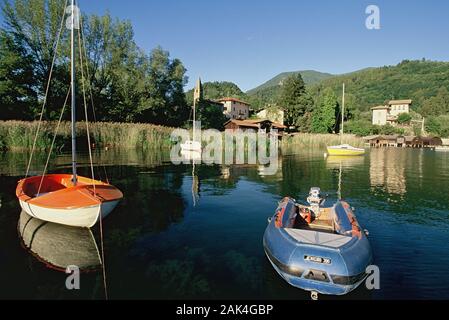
181 78 202 152
327 83 365 156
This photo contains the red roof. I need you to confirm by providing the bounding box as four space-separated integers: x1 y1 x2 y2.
224 119 287 129
218 97 251 105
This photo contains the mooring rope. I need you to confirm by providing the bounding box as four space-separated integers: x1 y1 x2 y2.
25 0 68 178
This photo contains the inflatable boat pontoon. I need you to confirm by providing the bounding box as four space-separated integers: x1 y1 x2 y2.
263 188 372 299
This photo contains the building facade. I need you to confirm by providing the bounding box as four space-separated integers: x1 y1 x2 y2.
219 97 250 120
256 107 284 125
371 106 389 125
371 99 412 125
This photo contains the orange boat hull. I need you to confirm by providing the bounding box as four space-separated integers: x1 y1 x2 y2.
16 174 123 228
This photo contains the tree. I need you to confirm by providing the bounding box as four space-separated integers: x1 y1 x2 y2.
310 88 338 133
185 81 245 107
1 0 69 119
277 73 313 130
420 87 449 116
1 1 190 126
0 30 36 119
196 100 227 130
345 120 374 136
138 47 189 126
425 116 442 136
397 112 412 124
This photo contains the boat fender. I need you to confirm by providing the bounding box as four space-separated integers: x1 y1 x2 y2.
274 207 286 228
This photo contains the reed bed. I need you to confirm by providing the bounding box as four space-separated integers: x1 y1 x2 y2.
0 121 173 151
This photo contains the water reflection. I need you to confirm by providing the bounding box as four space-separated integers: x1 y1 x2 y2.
2 148 449 299
369 149 406 195
18 211 101 271
325 155 365 169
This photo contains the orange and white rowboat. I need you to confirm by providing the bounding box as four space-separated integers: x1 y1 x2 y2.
16 174 123 228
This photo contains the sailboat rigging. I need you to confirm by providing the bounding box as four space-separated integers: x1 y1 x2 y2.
326 83 365 156
181 78 202 152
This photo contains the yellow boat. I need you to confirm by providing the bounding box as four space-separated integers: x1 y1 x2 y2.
327 144 366 156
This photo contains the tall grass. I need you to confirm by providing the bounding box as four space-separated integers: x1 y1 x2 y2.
281 133 364 154
0 121 173 151
0 121 365 155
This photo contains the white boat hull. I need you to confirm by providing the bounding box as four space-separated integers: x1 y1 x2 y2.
19 199 119 228
181 140 202 152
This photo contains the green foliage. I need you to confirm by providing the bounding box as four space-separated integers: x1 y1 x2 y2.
311 88 338 133
345 120 374 136
397 112 412 124
0 120 173 151
196 100 227 130
0 0 189 126
277 73 314 129
377 124 405 135
420 87 449 116
137 47 189 126
310 60 449 117
425 116 449 137
0 30 36 119
185 81 246 106
345 120 406 136
246 70 333 109
248 60 449 120
1 0 68 119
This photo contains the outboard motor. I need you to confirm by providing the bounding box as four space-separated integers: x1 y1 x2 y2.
306 187 324 213
307 187 323 205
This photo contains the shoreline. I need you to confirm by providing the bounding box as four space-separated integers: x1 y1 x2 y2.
0 120 364 152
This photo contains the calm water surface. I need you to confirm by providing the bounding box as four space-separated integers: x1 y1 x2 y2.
0 148 448 299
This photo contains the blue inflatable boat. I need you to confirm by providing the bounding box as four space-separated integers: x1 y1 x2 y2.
263 188 372 299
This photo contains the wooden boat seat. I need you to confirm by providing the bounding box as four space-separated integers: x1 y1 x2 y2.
310 207 334 230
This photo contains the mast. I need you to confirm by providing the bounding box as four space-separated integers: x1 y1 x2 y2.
192 77 201 143
193 94 196 142
340 83 345 144
70 0 77 184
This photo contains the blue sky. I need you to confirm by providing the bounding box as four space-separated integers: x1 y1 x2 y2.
5 0 449 91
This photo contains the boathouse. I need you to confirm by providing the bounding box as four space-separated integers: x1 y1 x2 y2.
365 135 442 148
224 119 286 133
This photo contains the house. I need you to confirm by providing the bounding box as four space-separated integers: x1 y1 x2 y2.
371 106 390 126
371 99 412 125
218 97 250 120
224 119 286 133
256 107 284 125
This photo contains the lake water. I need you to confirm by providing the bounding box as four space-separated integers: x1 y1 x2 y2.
1 148 448 299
